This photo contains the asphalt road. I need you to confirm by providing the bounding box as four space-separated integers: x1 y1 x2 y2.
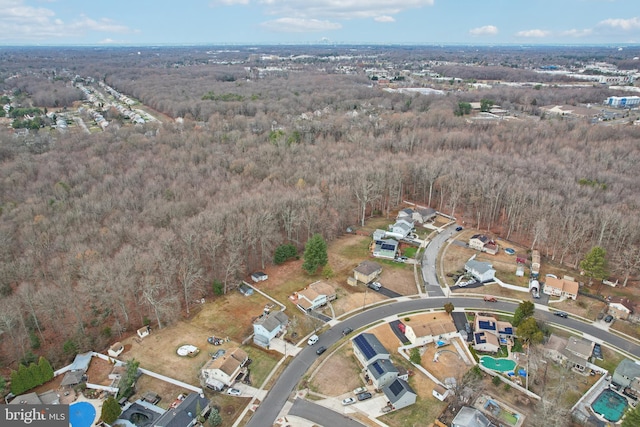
422 226 457 296
244 296 640 427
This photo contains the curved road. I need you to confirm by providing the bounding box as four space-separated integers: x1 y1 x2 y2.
245 296 640 427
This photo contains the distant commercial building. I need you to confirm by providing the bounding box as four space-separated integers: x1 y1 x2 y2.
606 96 640 108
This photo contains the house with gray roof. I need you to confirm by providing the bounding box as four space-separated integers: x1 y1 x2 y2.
367 358 399 389
352 261 382 285
464 258 496 283
613 358 640 392
253 310 289 348
352 333 390 367
372 238 399 260
382 378 417 411
154 393 210 427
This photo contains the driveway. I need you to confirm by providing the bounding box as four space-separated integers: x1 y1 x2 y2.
289 398 367 427
375 286 403 299
388 320 410 344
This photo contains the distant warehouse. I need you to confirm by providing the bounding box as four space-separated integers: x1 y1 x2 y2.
605 96 640 108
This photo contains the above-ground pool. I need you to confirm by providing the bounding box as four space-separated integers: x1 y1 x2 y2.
591 389 628 422
480 356 517 372
70 401 97 427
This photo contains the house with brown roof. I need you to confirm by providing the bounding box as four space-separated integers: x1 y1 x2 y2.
468 234 499 255
608 297 634 320
472 315 513 354
293 280 336 313
404 318 457 346
352 260 382 285
201 347 248 388
543 276 579 300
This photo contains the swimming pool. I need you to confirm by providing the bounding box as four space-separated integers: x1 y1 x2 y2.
591 389 627 422
70 401 96 427
480 356 517 372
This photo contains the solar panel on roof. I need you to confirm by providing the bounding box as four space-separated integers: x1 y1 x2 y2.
475 333 486 343
381 244 396 250
372 362 384 374
502 327 513 334
478 320 496 330
354 334 377 360
388 380 404 396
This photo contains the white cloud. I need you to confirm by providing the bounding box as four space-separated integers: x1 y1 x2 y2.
236 0 434 20
0 0 135 41
210 0 250 5
598 17 640 30
562 28 593 37
374 16 395 23
515 29 551 38
260 17 342 32
469 25 498 36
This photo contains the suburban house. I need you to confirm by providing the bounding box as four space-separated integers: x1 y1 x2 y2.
352 333 390 367
451 406 494 427
473 315 513 354
397 207 437 224
403 318 457 346
543 334 593 372
613 359 640 393
9 390 60 405
464 258 496 283
432 384 450 401
372 238 399 259
382 378 417 410
386 218 415 240
468 234 499 255
293 280 336 313
253 310 289 348
368 358 399 389
154 393 210 427
201 347 249 388
543 276 579 300
352 260 382 285
608 297 634 320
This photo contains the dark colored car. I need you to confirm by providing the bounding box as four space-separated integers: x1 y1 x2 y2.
342 327 353 336
357 392 372 401
593 343 603 360
316 346 327 355
455 226 463 231
554 311 568 318
604 315 614 323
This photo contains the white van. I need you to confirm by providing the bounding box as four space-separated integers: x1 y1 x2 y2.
307 334 319 345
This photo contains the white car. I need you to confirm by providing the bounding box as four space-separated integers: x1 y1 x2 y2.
226 388 241 396
352 386 367 395
307 334 319 345
342 397 356 406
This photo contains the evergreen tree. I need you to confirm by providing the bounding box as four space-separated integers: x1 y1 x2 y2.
208 408 223 426
29 362 42 387
516 317 544 344
302 234 328 275
580 246 608 289
101 396 122 424
444 302 455 314
117 359 140 399
38 357 54 384
513 301 535 326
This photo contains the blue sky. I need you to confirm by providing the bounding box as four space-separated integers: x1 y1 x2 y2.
1 0 639 45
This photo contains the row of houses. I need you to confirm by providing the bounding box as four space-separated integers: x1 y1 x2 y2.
351 333 417 411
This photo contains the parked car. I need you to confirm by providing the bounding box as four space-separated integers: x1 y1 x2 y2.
342 327 353 336
227 388 241 396
342 397 356 406
307 334 319 345
604 315 614 323
593 343 603 360
352 386 367 395
357 392 372 401
316 346 327 355
483 296 497 302
554 311 568 318
394 256 408 263
211 349 226 360
368 281 382 291
455 226 463 231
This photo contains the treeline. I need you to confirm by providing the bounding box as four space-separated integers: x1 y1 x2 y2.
0 47 639 369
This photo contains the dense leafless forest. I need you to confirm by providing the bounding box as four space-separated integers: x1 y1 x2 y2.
1 45 640 368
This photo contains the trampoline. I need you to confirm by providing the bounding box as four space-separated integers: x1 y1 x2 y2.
480 356 516 372
70 401 96 427
591 389 627 422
